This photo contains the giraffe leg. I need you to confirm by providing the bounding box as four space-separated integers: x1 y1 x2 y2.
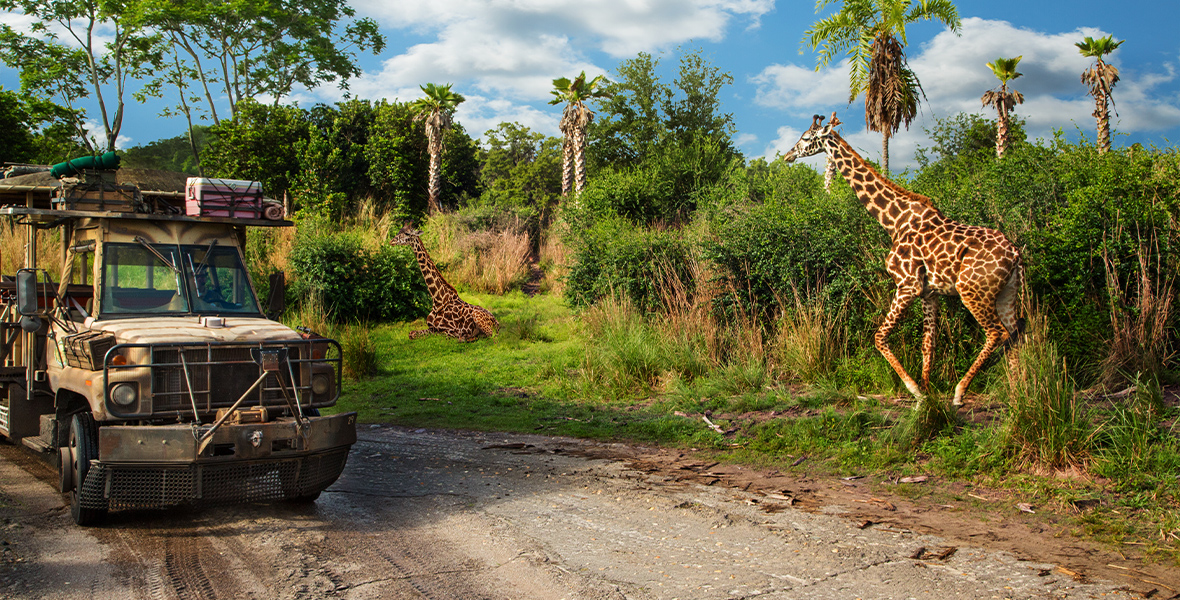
954 293 1008 406
410 312 443 340
875 286 924 402
921 294 940 391
994 262 1025 374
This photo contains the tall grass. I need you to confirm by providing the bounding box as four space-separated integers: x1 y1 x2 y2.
338 321 379 380
1 222 63 278
997 312 1094 472
773 284 850 384
538 229 570 295
1098 233 1175 390
424 211 530 294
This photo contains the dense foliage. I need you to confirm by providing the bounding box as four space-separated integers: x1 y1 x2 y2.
563 112 1179 388
287 225 429 323
201 98 481 222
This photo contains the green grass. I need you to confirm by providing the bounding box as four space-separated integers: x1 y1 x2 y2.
328 290 1180 565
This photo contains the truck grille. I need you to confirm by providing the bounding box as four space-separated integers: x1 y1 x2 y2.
149 345 307 413
80 448 350 510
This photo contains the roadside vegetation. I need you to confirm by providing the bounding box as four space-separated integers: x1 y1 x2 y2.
2 36 1175 565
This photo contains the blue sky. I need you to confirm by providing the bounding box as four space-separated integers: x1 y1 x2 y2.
4 0 1180 171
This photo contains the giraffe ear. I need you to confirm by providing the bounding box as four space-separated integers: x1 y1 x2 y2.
829 112 842 128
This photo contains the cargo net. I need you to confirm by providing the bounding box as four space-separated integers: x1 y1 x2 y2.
79 448 349 511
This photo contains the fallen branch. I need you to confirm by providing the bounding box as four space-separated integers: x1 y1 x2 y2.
702 415 725 434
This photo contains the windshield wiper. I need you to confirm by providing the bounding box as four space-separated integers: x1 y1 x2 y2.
133 236 180 274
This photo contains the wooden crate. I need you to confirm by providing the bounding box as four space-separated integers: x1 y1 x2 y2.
62 331 117 370
54 181 142 213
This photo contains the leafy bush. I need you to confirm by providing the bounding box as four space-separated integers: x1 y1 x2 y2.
563 214 696 312
288 229 429 323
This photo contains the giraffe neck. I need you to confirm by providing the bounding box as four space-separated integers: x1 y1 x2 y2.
824 135 939 238
410 237 459 304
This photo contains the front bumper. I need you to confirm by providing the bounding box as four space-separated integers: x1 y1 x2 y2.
80 412 356 511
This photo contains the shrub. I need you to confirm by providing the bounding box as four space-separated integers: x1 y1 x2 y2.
288 228 429 323
563 214 696 312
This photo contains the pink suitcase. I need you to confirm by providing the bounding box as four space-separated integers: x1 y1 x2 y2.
184 178 264 218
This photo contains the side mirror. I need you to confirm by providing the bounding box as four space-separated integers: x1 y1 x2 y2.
16 269 39 316
265 271 285 320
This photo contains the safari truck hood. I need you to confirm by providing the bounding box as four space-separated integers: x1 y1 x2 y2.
90 317 302 345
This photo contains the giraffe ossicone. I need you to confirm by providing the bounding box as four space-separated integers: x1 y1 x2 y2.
390 223 500 342
783 113 1024 407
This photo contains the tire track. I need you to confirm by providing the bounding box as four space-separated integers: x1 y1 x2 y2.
162 537 217 600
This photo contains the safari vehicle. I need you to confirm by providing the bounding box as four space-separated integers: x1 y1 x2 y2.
0 167 355 525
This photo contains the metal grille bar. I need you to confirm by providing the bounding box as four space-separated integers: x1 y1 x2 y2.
103 339 341 414
79 448 350 511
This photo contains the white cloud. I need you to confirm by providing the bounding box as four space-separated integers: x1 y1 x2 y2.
340 0 773 138
751 60 852 112
751 17 1180 168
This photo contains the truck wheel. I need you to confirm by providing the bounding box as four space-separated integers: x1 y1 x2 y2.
68 413 106 526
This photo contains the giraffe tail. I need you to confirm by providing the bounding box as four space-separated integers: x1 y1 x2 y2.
996 260 1026 355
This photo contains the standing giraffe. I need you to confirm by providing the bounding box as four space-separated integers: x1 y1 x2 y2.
782 113 1023 407
390 224 499 342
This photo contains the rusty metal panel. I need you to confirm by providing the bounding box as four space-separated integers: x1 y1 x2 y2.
97 412 356 463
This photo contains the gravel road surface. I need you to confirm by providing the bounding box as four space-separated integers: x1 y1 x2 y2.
0 425 1160 599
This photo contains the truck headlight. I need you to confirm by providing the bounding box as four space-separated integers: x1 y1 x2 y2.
110 383 138 407
311 373 332 397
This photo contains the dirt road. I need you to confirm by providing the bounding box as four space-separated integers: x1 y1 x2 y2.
0 425 1169 599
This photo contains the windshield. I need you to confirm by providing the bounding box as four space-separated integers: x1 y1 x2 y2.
100 242 261 316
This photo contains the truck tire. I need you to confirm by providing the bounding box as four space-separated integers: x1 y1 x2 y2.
68 413 106 526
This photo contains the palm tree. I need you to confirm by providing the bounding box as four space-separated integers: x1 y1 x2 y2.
1076 35 1124 154
981 56 1024 158
549 71 610 196
410 83 466 213
805 0 960 174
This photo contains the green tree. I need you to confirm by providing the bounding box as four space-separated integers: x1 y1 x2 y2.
0 0 162 153
549 71 610 196
202 99 310 200
138 0 383 172
0 87 87 165
805 0 961 173
410 83 465 213
120 125 210 173
1076 35 1123 155
141 0 384 126
365 100 480 222
980 56 1024 158
0 88 38 164
478 122 562 216
588 52 663 170
583 48 741 222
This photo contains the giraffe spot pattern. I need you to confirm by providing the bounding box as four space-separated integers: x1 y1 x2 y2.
780 114 1024 406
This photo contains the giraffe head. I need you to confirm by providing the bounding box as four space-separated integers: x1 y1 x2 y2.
781 112 842 163
390 223 422 246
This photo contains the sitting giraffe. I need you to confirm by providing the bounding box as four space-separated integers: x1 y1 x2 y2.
390 224 499 342
782 113 1023 407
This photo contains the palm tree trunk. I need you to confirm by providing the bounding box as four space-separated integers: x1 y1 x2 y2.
560 136 574 197
427 135 442 213
573 126 588 195
995 106 1008 159
1095 91 1111 154
881 133 890 175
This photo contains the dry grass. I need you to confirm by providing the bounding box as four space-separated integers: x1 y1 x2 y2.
773 285 850 383
0 221 63 278
424 212 530 295
1098 234 1174 390
538 230 570 295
